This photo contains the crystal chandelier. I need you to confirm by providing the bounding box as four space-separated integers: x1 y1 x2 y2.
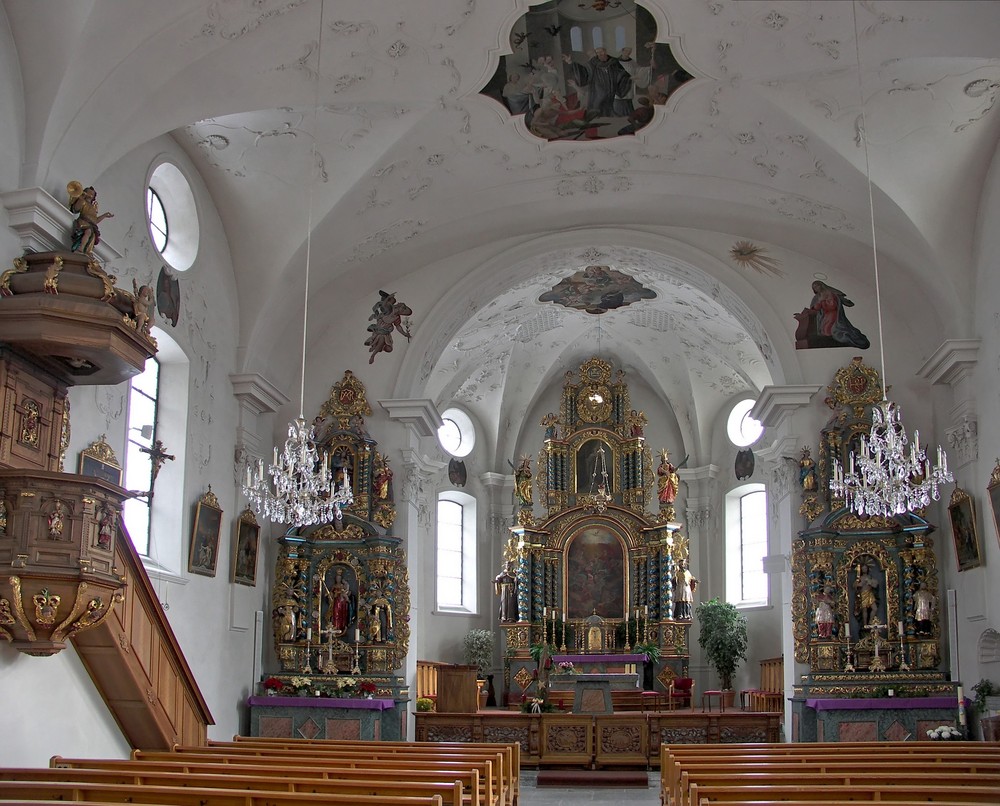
580 442 612 514
828 4 952 518
243 0 352 527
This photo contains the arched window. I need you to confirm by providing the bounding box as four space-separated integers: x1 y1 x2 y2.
614 26 626 51
591 26 604 49
570 26 583 51
437 491 477 613
725 484 768 606
123 357 160 555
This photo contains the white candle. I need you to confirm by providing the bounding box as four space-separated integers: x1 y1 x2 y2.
273 447 278 465
644 605 649 617
957 686 964 703
845 623 850 640
306 627 312 642
355 628 360 643
543 606 547 617
898 621 904 637
562 611 566 624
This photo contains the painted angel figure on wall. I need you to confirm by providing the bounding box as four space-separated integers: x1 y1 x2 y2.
794 280 870 350
364 290 412 363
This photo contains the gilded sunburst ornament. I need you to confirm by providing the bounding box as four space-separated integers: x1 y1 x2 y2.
729 240 783 276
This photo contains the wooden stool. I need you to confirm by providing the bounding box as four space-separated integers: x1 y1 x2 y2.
702 690 725 712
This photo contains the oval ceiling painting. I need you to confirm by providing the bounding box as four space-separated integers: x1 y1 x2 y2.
480 0 693 142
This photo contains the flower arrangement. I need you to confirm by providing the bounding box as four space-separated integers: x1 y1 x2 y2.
282 675 358 698
926 725 962 740
263 676 284 695
557 661 576 673
416 697 434 712
357 680 378 698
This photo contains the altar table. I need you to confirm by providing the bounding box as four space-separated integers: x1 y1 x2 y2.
247 695 403 740
792 695 966 742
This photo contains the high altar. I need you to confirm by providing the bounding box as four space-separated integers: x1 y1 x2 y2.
499 357 690 705
790 357 963 741
250 371 410 741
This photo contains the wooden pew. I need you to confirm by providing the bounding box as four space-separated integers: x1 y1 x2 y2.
682 772 1000 806
50 758 489 806
221 735 519 793
688 783 1000 805
0 770 466 806
664 755 1000 806
203 738 516 806
135 746 509 806
659 743 1000 806
0 781 445 806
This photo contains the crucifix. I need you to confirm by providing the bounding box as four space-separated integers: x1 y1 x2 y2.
128 439 175 501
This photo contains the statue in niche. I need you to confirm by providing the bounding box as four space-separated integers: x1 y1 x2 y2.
494 564 517 623
322 566 356 638
914 583 936 636
814 585 835 638
853 561 880 630
672 558 698 620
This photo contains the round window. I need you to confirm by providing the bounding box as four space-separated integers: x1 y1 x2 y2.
146 161 199 271
727 399 763 447
437 407 475 457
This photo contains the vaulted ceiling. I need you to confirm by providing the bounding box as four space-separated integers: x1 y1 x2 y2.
6 0 999 461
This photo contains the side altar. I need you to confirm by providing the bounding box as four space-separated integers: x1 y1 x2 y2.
496 358 694 706
789 358 961 742
251 371 410 739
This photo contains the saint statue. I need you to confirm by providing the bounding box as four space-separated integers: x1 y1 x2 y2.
494 564 517 623
673 558 698 620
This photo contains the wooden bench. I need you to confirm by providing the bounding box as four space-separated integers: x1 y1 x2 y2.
663 754 1000 806
208 737 517 806
659 743 1000 806
0 781 446 806
6 766 476 806
135 745 509 806
681 771 1000 806
50 758 490 806
688 783 1000 805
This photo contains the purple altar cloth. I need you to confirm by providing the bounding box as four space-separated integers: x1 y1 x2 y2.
552 654 647 664
247 695 395 710
805 696 964 711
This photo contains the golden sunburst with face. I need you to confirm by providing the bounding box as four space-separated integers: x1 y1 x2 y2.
729 240 784 277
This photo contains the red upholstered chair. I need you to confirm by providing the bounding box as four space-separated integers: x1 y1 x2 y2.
667 677 695 711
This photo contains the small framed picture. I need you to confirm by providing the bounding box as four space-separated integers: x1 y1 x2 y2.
189 487 223 577
78 435 123 486
232 508 260 586
948 487 982 572
988 458 1000 551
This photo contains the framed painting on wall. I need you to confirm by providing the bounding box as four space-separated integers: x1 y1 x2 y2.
565 523 626 619
78 435 122 486
189 487 222 577
948 487 982 572
231 507 260 586
988 458 1000 551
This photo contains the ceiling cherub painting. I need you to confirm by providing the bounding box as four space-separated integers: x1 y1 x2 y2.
480 0 692 142
539 265 656 314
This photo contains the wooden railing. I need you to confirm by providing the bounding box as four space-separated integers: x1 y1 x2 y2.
71 522 214 748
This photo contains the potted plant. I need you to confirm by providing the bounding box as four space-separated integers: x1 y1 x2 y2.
696 597 748 698
463 628 495 708
633 640 661 691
